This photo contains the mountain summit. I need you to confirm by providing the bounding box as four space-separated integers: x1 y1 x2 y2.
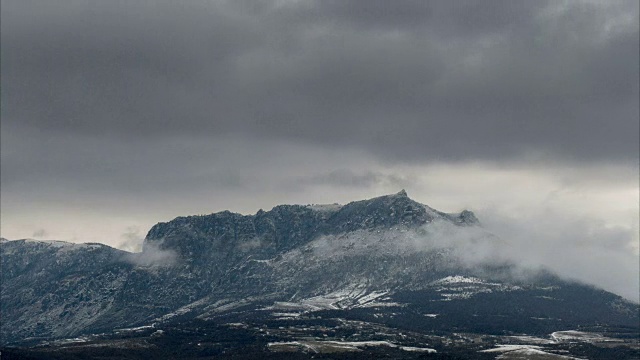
1 193 638 358
145 191 477 259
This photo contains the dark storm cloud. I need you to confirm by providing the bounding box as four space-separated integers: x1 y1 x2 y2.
293 169 414 188
0 124 255 201
2 0 638 164
307 0 545 36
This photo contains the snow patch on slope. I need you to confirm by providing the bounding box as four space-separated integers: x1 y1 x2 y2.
266 285 401 312
268 340 436 353
429 275 522 300
551 330 621 343
480 344 581 359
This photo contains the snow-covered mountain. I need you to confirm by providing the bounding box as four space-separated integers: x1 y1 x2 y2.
1 191 638 358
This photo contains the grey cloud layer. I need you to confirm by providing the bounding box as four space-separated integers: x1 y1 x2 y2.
3 0 638 164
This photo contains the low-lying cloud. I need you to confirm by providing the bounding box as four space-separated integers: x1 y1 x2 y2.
421 212 638 302
117 226 144 253
31 228 48 239
308 210 639 302
118 228 178 267
124 241 178 268
477 209 639 302
430 211 639 302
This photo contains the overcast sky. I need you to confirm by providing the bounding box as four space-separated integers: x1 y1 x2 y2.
1 1 638 298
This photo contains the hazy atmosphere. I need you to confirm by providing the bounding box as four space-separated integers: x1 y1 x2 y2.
1 1 638 301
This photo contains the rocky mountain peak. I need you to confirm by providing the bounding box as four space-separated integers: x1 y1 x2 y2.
456 209 479 225
142 192 471 261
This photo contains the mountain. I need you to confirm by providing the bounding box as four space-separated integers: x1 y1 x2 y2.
1 191 638 359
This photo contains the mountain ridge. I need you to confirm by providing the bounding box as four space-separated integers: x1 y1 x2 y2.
143 190 478 258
